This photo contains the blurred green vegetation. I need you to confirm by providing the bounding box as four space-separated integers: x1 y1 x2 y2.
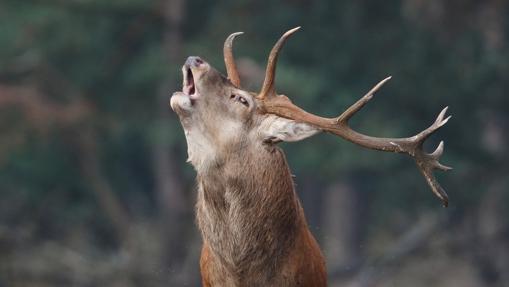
0 0 508 286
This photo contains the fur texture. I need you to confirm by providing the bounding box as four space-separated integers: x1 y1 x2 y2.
171 58 326 286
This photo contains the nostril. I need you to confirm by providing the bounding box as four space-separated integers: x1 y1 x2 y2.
185 56 204 68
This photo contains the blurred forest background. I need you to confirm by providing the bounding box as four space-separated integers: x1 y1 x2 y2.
0 0 508 286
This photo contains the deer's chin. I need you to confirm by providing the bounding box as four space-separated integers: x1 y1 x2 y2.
170 91 194 115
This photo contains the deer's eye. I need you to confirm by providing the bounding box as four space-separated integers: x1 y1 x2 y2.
238 96 249 107
230 93 249 107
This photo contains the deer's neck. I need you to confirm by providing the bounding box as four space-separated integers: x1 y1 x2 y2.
195 144 304 277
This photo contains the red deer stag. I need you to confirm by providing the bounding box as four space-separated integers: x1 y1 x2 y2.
170 27 451 287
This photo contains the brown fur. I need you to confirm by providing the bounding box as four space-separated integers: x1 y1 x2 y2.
197 145 326 286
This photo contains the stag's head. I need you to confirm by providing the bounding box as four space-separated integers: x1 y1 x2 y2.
171 27 451 206
170 28 318 171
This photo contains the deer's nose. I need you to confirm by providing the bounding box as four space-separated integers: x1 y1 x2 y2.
185 56 204 68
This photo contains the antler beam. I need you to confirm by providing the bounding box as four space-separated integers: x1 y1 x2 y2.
257 28 452 207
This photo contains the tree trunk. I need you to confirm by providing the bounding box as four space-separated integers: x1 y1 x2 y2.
323 181 362 271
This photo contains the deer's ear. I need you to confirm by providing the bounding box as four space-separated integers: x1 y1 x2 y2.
261 115 320 143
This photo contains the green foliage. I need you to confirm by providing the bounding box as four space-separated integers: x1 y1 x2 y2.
0 0 506 232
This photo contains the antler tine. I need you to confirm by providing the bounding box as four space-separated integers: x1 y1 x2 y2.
258 27 301 100
415 107 451 146
224 32 244 87
411 108 452 207
259 76 452 206
336 76 392 123
415 139 452 207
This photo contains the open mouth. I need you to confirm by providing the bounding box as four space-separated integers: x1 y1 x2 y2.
183 67 196 97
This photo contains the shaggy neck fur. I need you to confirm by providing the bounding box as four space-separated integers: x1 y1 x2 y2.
194 141 304 283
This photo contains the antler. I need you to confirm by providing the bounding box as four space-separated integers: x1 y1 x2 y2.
224 32 243 87
257 28 452 207
259 26 301 100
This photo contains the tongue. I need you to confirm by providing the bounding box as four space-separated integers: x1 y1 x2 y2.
184 82 195 95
